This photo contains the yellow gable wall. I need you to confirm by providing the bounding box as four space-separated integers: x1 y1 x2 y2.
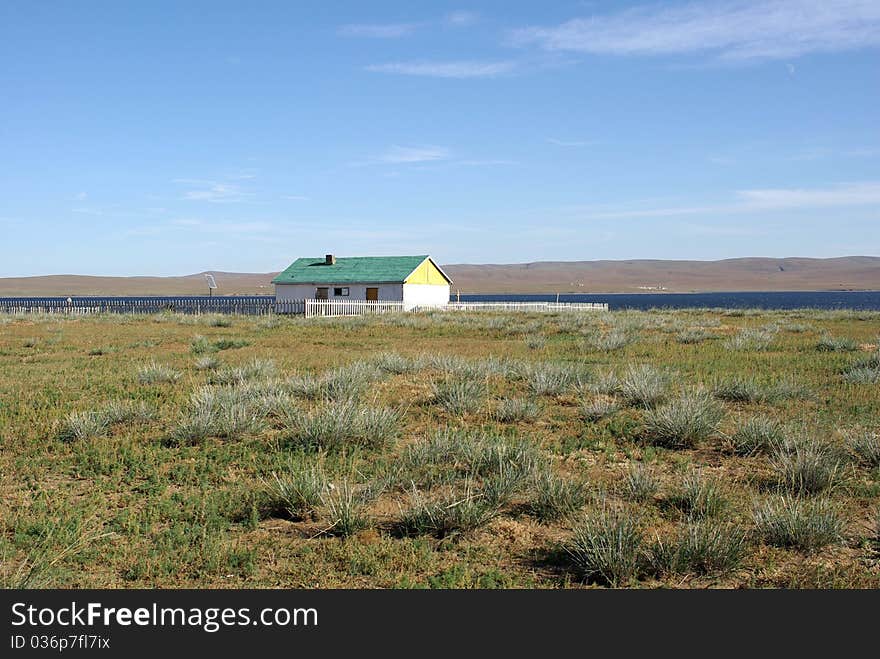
404 258 449 285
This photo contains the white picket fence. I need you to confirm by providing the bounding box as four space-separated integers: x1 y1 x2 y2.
303 299 406 318
440 302 607 313
299 299 607 318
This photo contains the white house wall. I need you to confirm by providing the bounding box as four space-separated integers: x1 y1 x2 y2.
402 284 450 310
274 283 404 302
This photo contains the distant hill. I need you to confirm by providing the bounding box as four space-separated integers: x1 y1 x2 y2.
0 257 877 296
0 272 276 297
442 256 880 294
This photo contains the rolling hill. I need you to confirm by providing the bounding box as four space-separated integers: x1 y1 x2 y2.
0 257 877 296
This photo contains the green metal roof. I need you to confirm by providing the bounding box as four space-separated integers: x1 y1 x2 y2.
272 255 431 285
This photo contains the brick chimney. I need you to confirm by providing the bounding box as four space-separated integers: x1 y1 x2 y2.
325 254 336 265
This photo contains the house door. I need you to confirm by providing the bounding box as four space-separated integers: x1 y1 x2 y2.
315 287 329 300
366 287 379 301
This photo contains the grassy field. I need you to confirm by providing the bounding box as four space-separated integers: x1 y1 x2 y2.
1 308 879 589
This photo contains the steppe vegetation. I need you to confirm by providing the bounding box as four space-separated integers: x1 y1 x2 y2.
1 307 878 588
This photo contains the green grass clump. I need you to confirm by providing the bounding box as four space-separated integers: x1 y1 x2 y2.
724 327 775 351
623 465 659 503
676 329 712 344
841 352 880 384
284 362 383 402
57 399 155 442
580 397 619 422
525 334 547 351
319 480 375 537
665 471 728 519
169 386 266 444
588 371 621 396
284 401 402 450
842 367 880 384
587 330 631 352
525 363 574 396
194 355 221 371
190 335 216 355
137 361 181 384
400 430 542 490
526 471 589 522
649 521 747 576
264 460 327 520
712 377 810 404
618 365 669 408
770 438 840 495
494 397 542 423
431 378 487 414
641 391 723 449
728 416 786 456
844 430 880 469
372 352 417 374
208 358 277 385
213 338 250 351
565 505 644 586
754 496 844 552
100 400 156 425
397 482 501 538
816 335 858 352
57 411 109 442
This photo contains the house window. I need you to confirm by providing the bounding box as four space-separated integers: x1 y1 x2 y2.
315 287 329 300
334 287 349 297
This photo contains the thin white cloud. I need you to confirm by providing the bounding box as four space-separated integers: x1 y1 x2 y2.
365 60 516 78
458 159 518 166
338 23 420 38
370 145 451 165
173 179 253 203
130 219 275 237
74 191 88 200
282 195 310 201
511 1 880 61
573 181 880 220
446 10 479 26
737 181 880 209
547 138 594 147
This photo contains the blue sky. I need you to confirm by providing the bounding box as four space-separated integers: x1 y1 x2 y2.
1 0 878 276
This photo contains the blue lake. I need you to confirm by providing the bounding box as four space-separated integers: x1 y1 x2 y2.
459 291 880 311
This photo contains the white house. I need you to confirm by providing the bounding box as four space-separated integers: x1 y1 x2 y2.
272 254 452 310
